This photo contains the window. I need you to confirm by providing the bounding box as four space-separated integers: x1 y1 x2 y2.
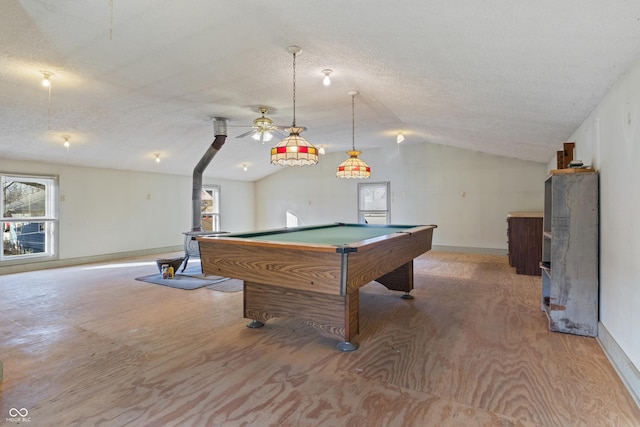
358 182 390 224
201 186 220 232
286 211 299 228
2 174 58 261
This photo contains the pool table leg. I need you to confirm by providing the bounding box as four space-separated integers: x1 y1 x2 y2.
337 291 359 352
336 341 357 352
246 320 264 328
243 281 360 351
375 261 414 298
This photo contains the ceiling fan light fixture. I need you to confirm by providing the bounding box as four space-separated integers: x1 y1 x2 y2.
271 46 318 166
252 130 273 142
253 108 274 128
237 107 282 143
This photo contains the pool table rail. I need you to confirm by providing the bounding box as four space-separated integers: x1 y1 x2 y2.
343 225 435 293
197 235 344 253
198 242 344 296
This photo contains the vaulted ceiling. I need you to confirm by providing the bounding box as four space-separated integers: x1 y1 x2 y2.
2 1 640 181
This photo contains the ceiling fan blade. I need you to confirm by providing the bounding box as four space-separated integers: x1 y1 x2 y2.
235 129 256 138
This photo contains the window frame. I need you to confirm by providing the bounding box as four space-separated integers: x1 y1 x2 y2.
357 181 391 224
1 173 59 263
200 185 221 232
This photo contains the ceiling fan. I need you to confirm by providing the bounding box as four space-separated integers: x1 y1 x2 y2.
235 107 287 143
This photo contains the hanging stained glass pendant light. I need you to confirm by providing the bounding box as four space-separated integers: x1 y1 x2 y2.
270 46 318 166
337 90 370 179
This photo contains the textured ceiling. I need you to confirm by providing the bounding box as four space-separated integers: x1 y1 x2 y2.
2 1 640 181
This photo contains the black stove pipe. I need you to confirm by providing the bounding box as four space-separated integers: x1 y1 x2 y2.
191 118 228 231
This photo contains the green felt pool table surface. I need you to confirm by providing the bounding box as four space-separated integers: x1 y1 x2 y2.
223 223 418 247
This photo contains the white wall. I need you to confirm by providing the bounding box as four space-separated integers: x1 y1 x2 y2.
216 178 256 232
256 142 547 251
562 55 640 388
0 158 255 264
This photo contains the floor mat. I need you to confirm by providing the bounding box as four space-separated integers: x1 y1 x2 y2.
135 266 230 290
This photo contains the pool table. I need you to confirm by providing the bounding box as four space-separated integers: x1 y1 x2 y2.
197 222 437 351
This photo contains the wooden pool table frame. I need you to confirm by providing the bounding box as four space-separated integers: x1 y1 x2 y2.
198 223 436 351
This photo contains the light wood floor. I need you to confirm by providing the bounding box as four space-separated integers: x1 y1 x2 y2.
1 251 639 426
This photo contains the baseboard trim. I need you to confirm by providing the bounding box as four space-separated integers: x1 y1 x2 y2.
432 245 507 256
597 322 640 408
2 245 506 275
0 245 183 275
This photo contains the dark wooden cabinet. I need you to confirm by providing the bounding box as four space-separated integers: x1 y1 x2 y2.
507 212 543 276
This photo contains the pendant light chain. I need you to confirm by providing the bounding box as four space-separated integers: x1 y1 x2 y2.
292 51 297 127
47 83 52 130
351 93 355 151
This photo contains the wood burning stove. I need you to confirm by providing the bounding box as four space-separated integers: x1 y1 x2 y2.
181 118 228 271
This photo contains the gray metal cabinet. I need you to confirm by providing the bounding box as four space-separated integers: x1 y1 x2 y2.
540 169 599 336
